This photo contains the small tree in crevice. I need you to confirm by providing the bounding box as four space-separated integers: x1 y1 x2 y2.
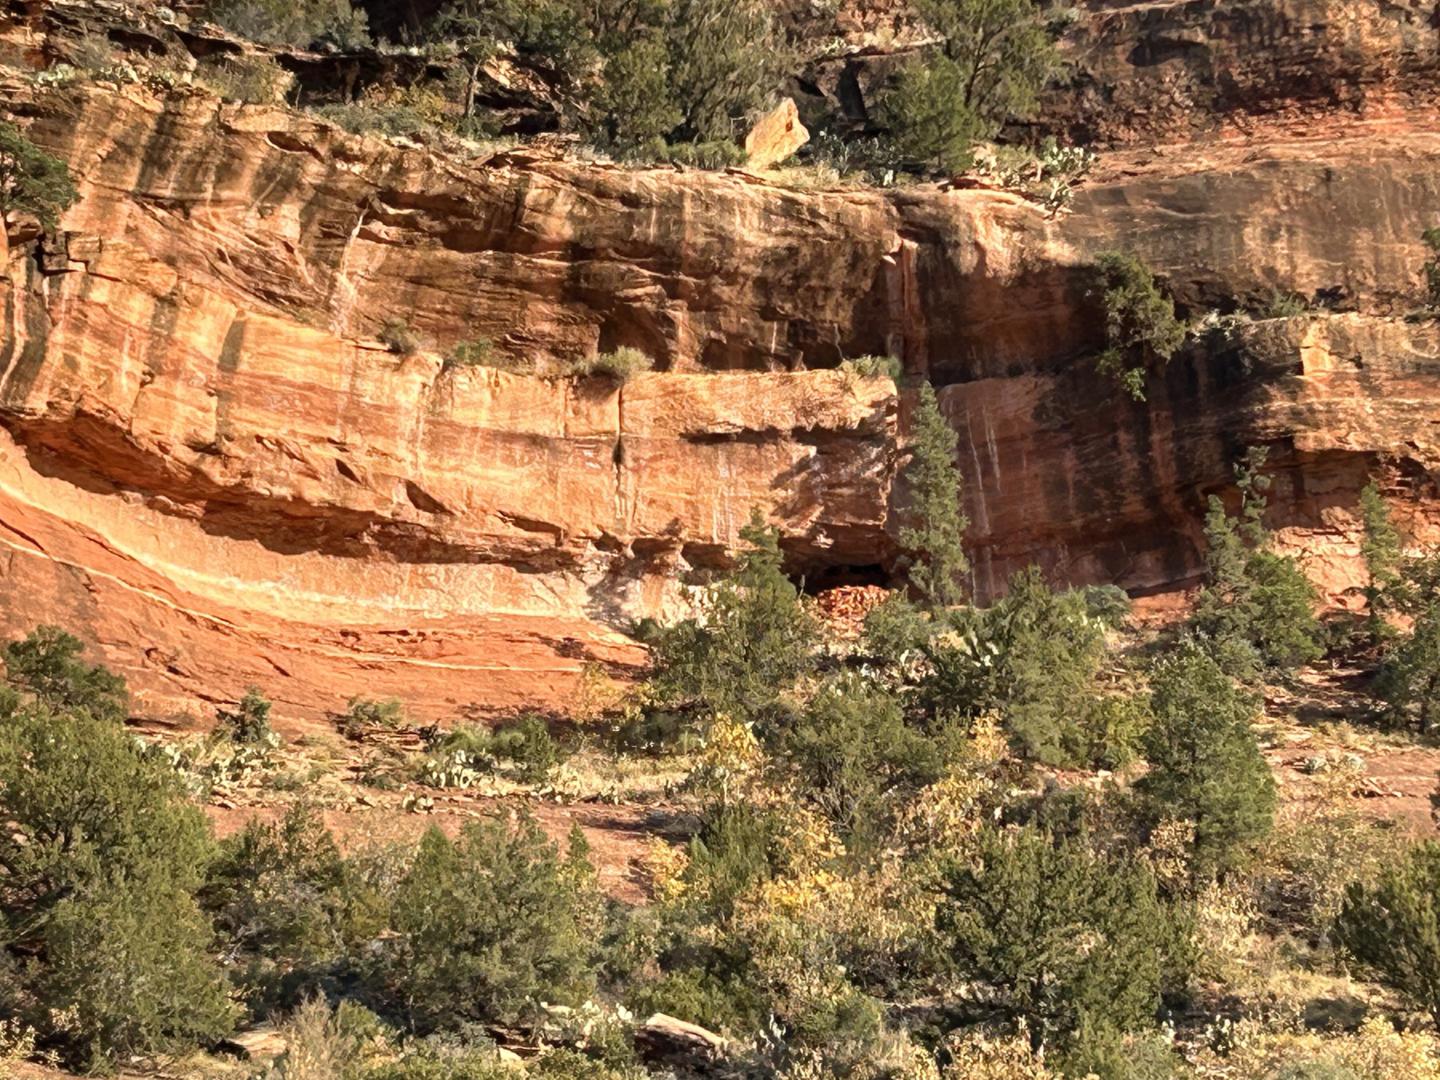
0 121 77 231
1422 227 1440 311
1091 251 1185 401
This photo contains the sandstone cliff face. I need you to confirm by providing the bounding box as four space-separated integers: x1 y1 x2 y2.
0 0 1438 721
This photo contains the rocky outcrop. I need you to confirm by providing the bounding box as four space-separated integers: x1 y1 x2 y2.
1 0 1438 721
801 0 1440 149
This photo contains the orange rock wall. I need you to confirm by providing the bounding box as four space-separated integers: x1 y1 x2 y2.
1 0 1439 719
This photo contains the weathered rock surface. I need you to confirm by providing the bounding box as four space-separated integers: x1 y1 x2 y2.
0 0 1438 720
744 97 809 170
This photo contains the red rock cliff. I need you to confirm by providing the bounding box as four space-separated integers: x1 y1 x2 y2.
0 0 1437 721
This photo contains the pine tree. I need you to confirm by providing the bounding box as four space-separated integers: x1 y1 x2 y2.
898 382 969 610
1359 480 1403 642
1136 641 1276 879
1191 447 1322 676
1376 600 1440 733
1335 840 1440 1029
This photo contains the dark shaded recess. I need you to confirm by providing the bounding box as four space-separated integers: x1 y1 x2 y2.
1126 33 1207 68
353 0 447 43
802 563 889 592
596 313 671 369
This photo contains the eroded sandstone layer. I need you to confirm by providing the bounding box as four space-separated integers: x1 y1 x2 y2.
1 0 1438 722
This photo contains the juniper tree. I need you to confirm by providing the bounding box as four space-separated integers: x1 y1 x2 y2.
1359 480 1403 642
647 508 819 724
1191 447 1322 677
0 699 233 1064
1092 251 1185 400
664 0 788 145
1136 641 1276 879
1375 600 1440 733
937 825 1165 1057
375 812 597 1029
881 0 1057 172
2 624 127 722
898 382 969 609
1335 840 1440 1029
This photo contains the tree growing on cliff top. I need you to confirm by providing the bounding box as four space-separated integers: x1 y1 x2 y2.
881 0 1058 173
0 121 77 231
898 382 969 609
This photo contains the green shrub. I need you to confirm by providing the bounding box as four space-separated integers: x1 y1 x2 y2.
1191 447 1322 676
1091 251 1186 401
373 811 597 1030
204 0 371 49
922 567 1123 767
879 0 1057 174
859 592 935 673
937 826 1165 1058
646 509 820 727
0 700 233 1065
364 1041 516 1080
0 121 78 229
197 53 295 104
314 101 429 138
1334 840 1440 1029
897 382 969 609
564 346 655 382
489 713 564 782
203 805 387 1016
1261 289 1311 318
443 336 528 372
380 319 422 355
652 138 747 169
261 996 387 1080
768 673 943 851
839 355 903 381
218 685 276 744
2 624 127 721
1136 641 1276 880
342 696 406 737
1375 600 1440 733
1423 227 1440 310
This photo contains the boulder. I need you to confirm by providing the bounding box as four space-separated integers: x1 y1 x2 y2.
743 97 808 170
